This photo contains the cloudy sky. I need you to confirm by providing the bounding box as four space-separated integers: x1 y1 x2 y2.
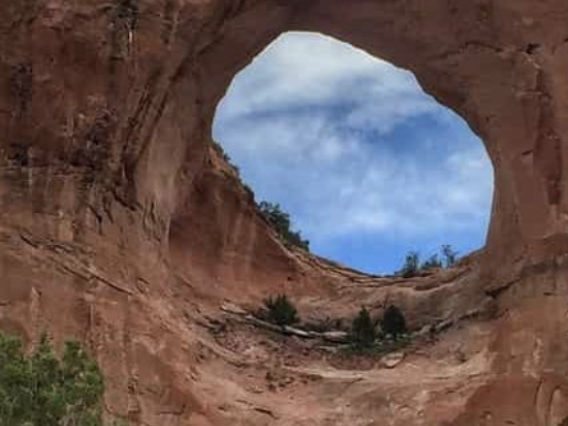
213 32 494 274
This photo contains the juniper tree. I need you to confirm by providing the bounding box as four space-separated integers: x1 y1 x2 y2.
381 305 407 339
263 295 300 326
0 331 110 426
351 308 377 348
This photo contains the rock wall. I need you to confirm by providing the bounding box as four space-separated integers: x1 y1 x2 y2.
1 0 568 425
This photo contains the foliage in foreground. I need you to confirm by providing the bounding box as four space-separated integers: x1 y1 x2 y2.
258 202 310 251
0 331 124 426
262 294 300 326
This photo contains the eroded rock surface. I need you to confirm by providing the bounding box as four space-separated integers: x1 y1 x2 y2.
1 1 568 425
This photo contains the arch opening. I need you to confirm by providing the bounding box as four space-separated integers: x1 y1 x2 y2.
212 32 494 274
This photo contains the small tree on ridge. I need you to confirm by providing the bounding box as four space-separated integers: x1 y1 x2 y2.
399 252 420 278
441 244 458 268
258 201 310 251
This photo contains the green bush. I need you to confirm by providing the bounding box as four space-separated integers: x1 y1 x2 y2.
0 332 109 426
381 305 407 339
258 202 309 251
421 254 443 270
398 245 459 277
263 295 300 326
398 251 420 278
350 308 377 348
441 244 458 267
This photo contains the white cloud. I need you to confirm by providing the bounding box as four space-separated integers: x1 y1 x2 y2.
213 31 494 248
216 32 438 134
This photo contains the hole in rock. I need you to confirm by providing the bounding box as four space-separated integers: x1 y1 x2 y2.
213 32 494 275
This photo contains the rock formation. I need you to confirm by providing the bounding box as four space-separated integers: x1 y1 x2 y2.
1 0 568 425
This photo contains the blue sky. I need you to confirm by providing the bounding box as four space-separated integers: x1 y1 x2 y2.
213 32 494 275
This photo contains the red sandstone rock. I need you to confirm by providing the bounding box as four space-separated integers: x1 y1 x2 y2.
1 1 568 425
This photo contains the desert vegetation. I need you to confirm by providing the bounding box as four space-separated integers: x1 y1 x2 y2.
0 331 126 426
398 244 459 278
348 305 409 352
258 202 310 251
381 305 408 338
399 251 421 278
260 294 300 327
256 295 410 355
210 142 311 251
350 308 377 348
441 244 458 267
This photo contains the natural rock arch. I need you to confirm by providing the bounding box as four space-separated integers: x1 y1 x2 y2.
2 0 567 286
189 0 568 280
1 1 568 425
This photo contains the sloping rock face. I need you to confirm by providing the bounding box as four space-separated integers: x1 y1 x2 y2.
1 1 568 425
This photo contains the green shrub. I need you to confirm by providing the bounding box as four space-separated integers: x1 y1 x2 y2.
421 254 443 270
381 305 407 339
398 245 459 276
263 295 300 326
0 332 112 426
398 251 420 278
441 244 458 267
258 202 309 251
350 308 377 348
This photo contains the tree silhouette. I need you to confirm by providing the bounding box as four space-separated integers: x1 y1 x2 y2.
351 308 377 348
381 305 407 338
